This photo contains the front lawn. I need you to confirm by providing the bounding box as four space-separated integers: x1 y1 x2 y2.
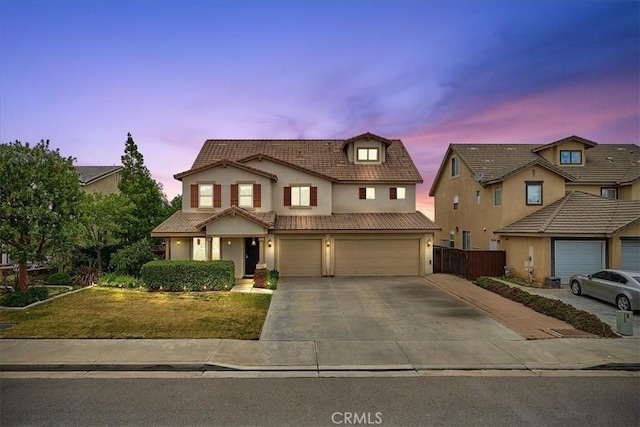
0 287 271 339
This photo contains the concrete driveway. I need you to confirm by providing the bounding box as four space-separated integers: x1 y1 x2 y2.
260 277 522 341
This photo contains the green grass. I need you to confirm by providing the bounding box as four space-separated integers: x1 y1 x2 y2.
0 287 271 339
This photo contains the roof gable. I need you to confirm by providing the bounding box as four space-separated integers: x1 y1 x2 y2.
76 166 122 185
531 135 598 153
174 159 278 181
195 206 276 229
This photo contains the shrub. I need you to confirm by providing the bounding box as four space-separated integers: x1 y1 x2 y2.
0 286 49 307
140 260 234 292
267 270 279 290
99 273 141 288
475 276 617 338
71 265 101 287
2 274 17 287
47 272 71 285
109 239 157 277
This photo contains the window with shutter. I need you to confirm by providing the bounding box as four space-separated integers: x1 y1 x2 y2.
310 186 317 206
213 184 222 208
284 186 292 206
253 183 261 207
230 184 239 206
359 188 366 199
190 184 198 208
390 187 397 200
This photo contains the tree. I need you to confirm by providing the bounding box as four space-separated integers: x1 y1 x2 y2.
162 194 182 219
117 133 165 244
78 192 133 270
0 140 83 291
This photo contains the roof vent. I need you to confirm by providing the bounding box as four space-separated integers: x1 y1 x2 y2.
468 147 478 150
506 147 516 151
616 147 626 151
606 156 613 163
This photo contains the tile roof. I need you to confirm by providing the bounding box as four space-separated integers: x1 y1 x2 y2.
195 207 276 228
76 166 122 185
181 134 423 183
429 138 639 195
152 210 440 235
496 191 640 236
275 212 440 232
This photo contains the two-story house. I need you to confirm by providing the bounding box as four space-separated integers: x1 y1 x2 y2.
152 133 440 278
430 135 640 284
76 166 123 194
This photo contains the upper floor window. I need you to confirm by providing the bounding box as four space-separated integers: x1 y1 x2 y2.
560 150 582 164
493 187 502 206
357 148 379 162
199 184 213 208
526 181 543 205
451 156 460 177
191 183 221 208
238 184 253 208
284 186 317 207
453 195 459 210
359 187 375 200
390 187 406 200
601 188 617 199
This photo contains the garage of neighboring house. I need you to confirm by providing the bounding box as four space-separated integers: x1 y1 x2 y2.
553 240 606 284
334 237 421 276
278 237 323 277
621 238 640 271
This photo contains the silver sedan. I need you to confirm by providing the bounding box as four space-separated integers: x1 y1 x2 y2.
569 269 640 311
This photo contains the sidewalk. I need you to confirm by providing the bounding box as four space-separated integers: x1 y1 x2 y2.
1 274 638 375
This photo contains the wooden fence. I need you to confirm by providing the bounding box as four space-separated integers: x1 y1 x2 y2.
433 246 506 280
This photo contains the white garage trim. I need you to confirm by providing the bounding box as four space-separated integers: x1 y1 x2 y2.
333 236 422 276
621 238 640 271
277 237 323 277
553 240 606 284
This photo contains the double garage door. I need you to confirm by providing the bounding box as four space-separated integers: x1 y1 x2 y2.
278 237 421 277
554 240 605 284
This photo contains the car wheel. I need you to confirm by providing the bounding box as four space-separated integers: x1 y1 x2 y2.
616 295 631 311
570 281 582 296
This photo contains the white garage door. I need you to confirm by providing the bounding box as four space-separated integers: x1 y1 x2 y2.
554 240 605 284
279 239 322 276
621 239 640 271
334 239 420 276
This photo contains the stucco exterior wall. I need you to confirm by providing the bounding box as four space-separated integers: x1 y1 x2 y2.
502 236 552 285
536 140 585 165
619 181 640 200
170 238 191 260
181 166 273 213
82 172 120 194
206 215 268 236
332 184 416 213
243 158 333 215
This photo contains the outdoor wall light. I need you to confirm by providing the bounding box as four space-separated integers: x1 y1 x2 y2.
251 238 256 246
268 239 273 247
326 241 331 248
227 240 231 246
176 240 181 245
427 239 432 247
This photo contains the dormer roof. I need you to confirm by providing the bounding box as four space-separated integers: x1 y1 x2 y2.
531 135 598 153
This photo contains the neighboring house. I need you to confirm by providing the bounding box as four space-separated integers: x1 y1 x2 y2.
152 132 440 278
76 166 123 194
430 135 640 284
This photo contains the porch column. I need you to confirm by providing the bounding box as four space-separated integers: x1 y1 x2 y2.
165 238 171 260
256 237 267 269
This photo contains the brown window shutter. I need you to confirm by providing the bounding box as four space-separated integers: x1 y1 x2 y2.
284 186 292 206
190 184 198 208
359 187 366 199
230 184 238 206
214 184 222 208
253 183 261 207
390 187 397 200
310 186 318 206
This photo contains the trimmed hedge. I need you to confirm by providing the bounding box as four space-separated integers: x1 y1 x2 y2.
0 287 49 307
476 277 617 338
47 272 71 285
267 270 279 290
140 260 235 292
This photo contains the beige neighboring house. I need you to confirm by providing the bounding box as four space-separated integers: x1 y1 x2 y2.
76 166 123 194
152 132 440 279
430 135 640 284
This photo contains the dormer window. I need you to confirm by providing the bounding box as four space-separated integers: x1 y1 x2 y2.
560 150 582 165
357 148 379 162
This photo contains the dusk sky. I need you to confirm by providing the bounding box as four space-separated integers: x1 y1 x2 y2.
1 0 638 217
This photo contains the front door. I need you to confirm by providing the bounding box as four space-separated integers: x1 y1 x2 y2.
244 238 260 276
